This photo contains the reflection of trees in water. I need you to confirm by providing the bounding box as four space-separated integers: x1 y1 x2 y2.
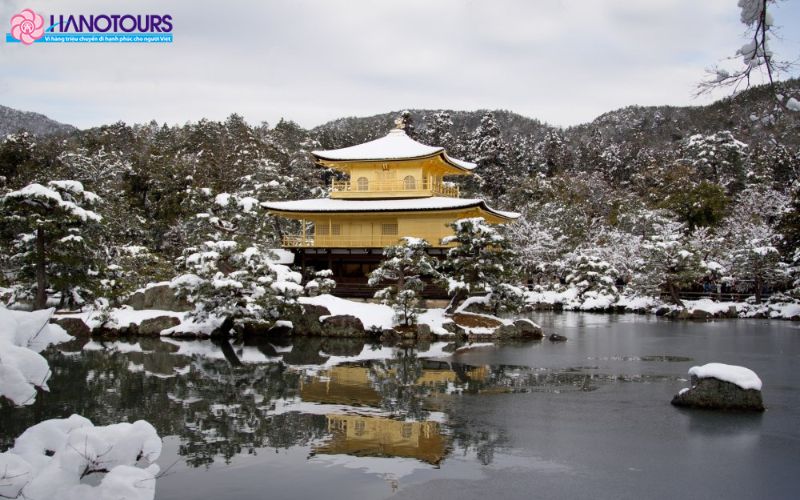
0 338 627 469
370 348 427 420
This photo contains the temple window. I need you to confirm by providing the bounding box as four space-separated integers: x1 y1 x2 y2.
403 175 416 190
357 177 369 191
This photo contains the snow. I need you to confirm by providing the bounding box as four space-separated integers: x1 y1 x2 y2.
0 308 72 406
417 308 453 335
263 196 520 219
61 307 183 330
162 315 226 337
5 183 102 222
688 363 762 390
299 294 394 330
0 415 161 500
785 97 800 112
312 128 476 170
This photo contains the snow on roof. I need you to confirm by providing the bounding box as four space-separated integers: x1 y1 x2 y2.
688 363 762 391
312 129 476 171
262 196 520 219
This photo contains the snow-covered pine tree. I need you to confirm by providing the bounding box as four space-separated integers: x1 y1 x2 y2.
422 111 454 150
469 112 510 202
368 237 440 326
682 131 749 194
398 110 417 139
564 253 620 302
633 220 703 307
440 217 520 313
1 180 101 309
171 240 302 335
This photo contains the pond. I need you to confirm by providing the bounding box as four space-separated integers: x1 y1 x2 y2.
2 312 798 500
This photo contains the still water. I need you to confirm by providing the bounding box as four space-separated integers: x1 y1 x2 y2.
2 313 798 500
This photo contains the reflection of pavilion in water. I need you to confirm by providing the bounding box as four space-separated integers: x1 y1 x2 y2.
299 363 489 406
314 415 446 465
300 362 489 466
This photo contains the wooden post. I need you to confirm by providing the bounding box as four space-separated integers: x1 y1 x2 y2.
301 218 306 246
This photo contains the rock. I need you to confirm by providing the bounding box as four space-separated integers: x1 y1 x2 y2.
493 324 519 339
51 317 91 337
548 333 567 342
286 304 330 336
320 338 366 356
494 319 545 341
442 320 466 337
671 375 764 411
321 314 367 337
138 316 181 336
126 284 191 312
416 323 433 340
689 309 712 320
267 321 294 336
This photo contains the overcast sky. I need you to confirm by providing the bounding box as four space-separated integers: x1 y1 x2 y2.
1 0 798 130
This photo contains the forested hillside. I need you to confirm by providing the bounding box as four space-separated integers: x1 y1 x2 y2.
1 79 798 310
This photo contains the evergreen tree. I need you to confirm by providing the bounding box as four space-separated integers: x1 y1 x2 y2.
369 238 440 326
440 217 519 313
1 180 101 309
633 220 703 306
469 112 510 202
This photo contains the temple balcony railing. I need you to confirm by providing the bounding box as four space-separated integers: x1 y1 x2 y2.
281 234 454 248
282 234 404 248
330 179 459 199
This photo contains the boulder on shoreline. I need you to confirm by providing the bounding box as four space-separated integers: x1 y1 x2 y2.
671 363 764 411
320 314 367 337
127 283 191 312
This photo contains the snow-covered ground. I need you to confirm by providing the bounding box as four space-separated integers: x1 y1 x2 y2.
525 287 800 320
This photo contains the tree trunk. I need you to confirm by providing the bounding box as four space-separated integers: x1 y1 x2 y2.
34 226 47 310
754 277 763 304
446 288 468 315
668 282 684 308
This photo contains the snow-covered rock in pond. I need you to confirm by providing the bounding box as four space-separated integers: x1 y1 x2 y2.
0 414 162 500
0 307 72 406
671 363 764 411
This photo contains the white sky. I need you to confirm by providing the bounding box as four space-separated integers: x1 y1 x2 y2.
0 0 798 129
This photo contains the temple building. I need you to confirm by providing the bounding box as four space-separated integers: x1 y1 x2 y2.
263 125 519 296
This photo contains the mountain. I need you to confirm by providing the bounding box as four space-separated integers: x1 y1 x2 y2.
0 104 77 138
313 78 800 151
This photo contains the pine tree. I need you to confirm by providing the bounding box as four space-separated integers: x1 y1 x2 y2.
369 238 440 326
633 220 703 306
469 112 510 202
1 180 101 309
440 217 519 313
171 241 302 334
422 111 453 149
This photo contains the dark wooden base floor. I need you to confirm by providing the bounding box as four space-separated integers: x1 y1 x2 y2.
292 248 449 299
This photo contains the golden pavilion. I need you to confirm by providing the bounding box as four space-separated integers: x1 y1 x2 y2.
263 125 519 295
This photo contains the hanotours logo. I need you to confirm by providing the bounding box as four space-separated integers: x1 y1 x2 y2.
6 8 173 44
9 9 44 45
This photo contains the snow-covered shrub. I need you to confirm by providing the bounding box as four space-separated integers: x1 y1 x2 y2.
564 254 620 300
486 283 526 316
369 237 440 326
171 241 302 334
305 269 336 297
0 307 71 406
1 181 101 310
0 415 162 500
